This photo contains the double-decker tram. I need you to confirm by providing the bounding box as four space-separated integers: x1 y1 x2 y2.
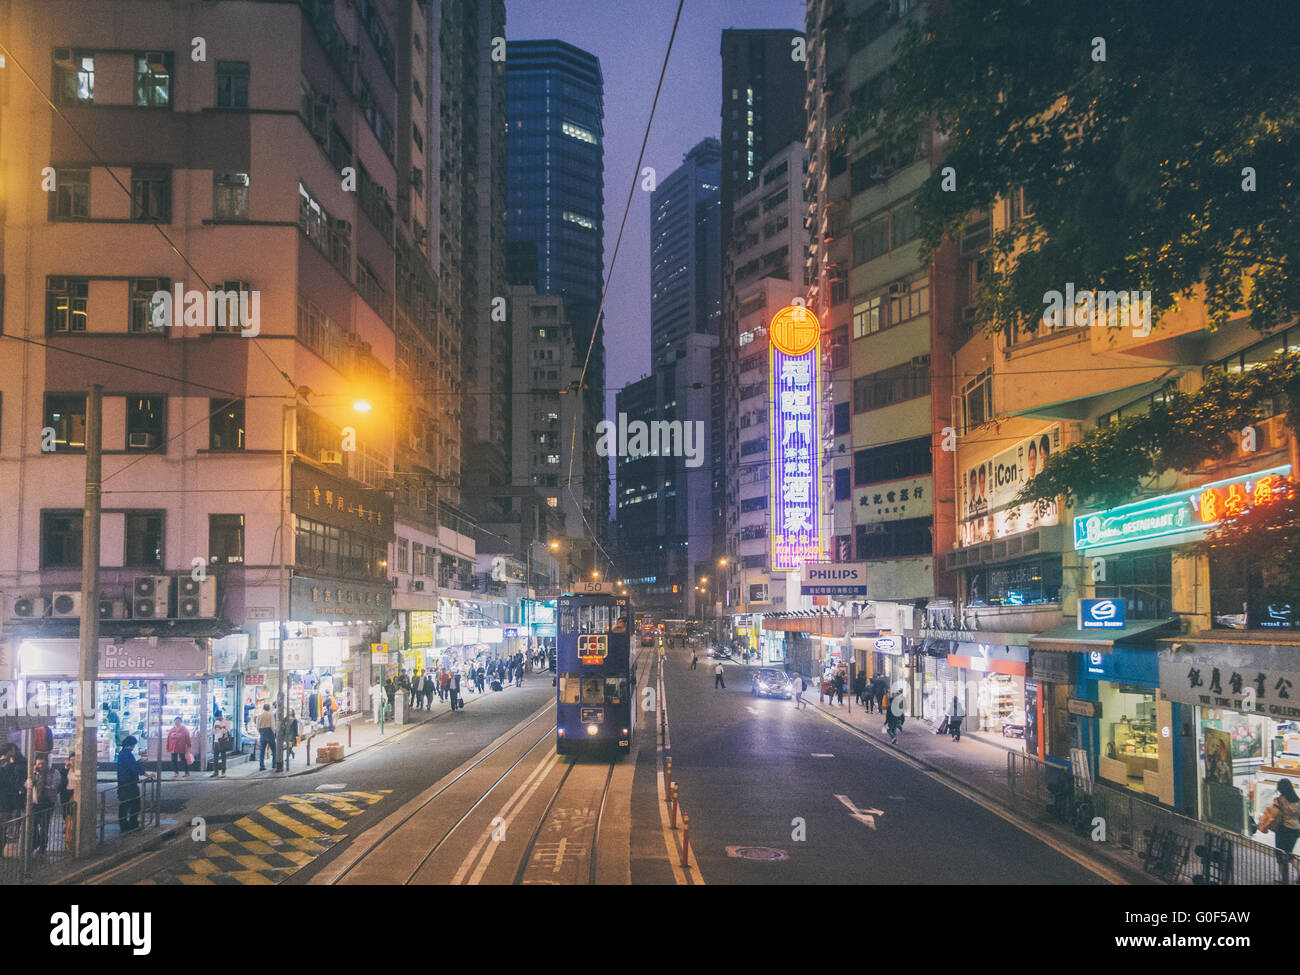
556 591 635 755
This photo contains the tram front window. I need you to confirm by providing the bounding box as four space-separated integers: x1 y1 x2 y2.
581 677 604 702
605 678 627 704
575 603 627 634
558 676 580 704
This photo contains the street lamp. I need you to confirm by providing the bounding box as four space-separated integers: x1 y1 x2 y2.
277 390 370 773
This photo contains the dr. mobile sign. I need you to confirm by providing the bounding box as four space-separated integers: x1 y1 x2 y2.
800 563 867 597
769 304 823 572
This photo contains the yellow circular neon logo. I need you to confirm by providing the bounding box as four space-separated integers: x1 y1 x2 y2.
769 304 820 356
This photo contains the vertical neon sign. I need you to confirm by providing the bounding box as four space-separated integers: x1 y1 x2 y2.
769 304 822 571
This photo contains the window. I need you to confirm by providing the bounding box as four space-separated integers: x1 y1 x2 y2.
962 369 994 433
209 397 245 450
854 436 931 486
834 467 851 501
740 437 766 457
856 516 932 560
888 277 930 325
1094 551 1173 621
50 168 90 219
412 123 423 153
853 215 890 266
891 203 918 249
214 173 249 221
396 536 409 573
853 295 882 338
1098 382 1177 428
44 394 87 451
216 61 249 108
852 358 930 413
966 557 1062 606
134 51 173 107
212 280 251 333
131 168 171 222
833 401 850 436
126 396 165 449
53 50 94 105
209 514 245 564
741 496 767 512
129 278 167 332
41 512 82 567
46 277 88 333
124 511 163 566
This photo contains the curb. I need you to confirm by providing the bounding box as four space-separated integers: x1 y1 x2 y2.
811 702 1159 885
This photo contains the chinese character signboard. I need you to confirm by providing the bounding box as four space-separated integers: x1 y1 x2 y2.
769 305 822 572
960 426 1061 546
854 477 931 524
1074 465 1291 550
291 461 395 541
292 575 392 622
1159 643 1300 720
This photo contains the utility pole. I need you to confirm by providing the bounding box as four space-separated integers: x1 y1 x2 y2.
75 385 102 858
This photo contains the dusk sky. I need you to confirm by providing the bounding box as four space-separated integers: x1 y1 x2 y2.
504 0 807 418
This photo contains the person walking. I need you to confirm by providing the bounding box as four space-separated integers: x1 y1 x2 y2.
25 755 62 854
281 710 300 768
691 650 698 670
115 736 151 833
834 671 845 707
874 678 887 715
256 703 276 771
714 661 726 690
439 670 451 702
853 673 866 706
450 671 462 712
884 696 903 745
949 695 964 742
792 673 806 710
211 711 233 777
423 673 435 710
61 748 79 847
165 717 192 778
323 692 336 732
1260 778 1300 884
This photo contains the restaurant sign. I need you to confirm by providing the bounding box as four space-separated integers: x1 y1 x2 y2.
1073 465 1291 551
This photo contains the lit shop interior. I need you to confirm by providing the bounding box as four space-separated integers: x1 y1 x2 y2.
1197 706 1300 842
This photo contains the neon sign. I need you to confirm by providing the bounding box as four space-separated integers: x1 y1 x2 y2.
1073 465 1292 550
770 304 822 571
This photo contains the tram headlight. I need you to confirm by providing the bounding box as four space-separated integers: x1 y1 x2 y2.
586 723 599 736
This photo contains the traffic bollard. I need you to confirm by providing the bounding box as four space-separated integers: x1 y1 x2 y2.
665 758 672 802
681 814 690 868
670 782 679 829
347 722 352 747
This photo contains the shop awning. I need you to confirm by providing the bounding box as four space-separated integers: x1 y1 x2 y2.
921 638 955 656
1029 618 1181 653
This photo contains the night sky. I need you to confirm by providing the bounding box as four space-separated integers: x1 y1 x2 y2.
504 0 807 416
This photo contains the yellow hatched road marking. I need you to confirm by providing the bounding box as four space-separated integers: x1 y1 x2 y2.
178 874 214 885
286 794 365 815
209 829 235 843
228 869 274 885
241 840 277 856
191 858 221 875
287 837 329 854
285 802 346 829
280 849 314 867
234 854 277 872
234 816 280 841
258 806 324 838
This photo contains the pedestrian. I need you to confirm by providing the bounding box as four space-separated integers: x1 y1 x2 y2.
834 672 845 706
25 755 62 854
792 673 806 710
165 716 192 779
691 650 698 670
281 710 300 767
61 748 79 847
439 670 450 702
949 695 964 742
324 692 336 731
884 696 903 745
115 736 151 832
714 661 726 690
1260 778 1300 884
385 677 397 713
450 671 462 711
211 710 232 777
874 679 887 715
256 703 276 771
423 673 435 709
0 744 24 840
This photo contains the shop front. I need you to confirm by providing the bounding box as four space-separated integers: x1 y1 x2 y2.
1157 634 1300 843
14 637 211 769
1027 649 1075 762
1030 620 1179 802
946 642 1029 745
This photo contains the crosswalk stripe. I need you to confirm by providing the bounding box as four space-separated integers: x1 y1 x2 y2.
258 806 324 838
285 802 347 829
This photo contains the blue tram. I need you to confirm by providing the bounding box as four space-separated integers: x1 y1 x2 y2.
555 592 635 755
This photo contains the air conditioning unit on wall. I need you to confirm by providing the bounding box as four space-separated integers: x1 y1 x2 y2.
51 591 82 618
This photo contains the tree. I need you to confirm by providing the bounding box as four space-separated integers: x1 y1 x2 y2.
847 0 1300 336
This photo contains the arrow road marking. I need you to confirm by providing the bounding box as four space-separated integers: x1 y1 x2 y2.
835 794 884 830
745 706 758 715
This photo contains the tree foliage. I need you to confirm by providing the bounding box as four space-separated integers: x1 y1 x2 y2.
844 0 1300 336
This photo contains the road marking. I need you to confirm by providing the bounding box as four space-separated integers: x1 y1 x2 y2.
834 794 884 830
744 706 758 715
450 749 562 885
811 753 834 758
811 707 1128 884
318 783 347 790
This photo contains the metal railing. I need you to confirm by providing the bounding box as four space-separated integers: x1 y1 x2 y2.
1007 751 1288 885
0 777 162 885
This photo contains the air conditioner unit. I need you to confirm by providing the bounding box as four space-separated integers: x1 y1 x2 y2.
10 596 47 619
132 575 172 619
333 218 352 234
888 281 908 296
51 591 82 618
128 431 157 449
177 576 217 618
99 598 129 620
320 449 343 465
961 305 978 327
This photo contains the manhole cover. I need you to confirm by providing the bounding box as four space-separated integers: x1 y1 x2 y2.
725 846 788 861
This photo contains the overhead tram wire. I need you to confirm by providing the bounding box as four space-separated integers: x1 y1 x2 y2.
563 0 687 583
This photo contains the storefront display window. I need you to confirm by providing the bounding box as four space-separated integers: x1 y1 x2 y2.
976 673 1025 736
1198 707 1300 839
966 557 1062 606
1099 683 1159 787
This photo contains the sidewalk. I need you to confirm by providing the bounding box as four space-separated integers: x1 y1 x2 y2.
45 685 510 884
802 691 1161 884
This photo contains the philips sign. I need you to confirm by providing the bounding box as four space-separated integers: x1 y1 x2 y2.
1079 598 1125 630
800 563 867 597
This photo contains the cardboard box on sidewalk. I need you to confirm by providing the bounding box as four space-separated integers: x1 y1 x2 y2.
317 742 344 763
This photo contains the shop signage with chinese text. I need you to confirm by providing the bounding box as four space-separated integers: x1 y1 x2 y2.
769 305 822 571
1067 698 1102 718
1073 465 1291 550
854 477 931 524
800 563 867 597
292 575 392 621
1158 643 1300 719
